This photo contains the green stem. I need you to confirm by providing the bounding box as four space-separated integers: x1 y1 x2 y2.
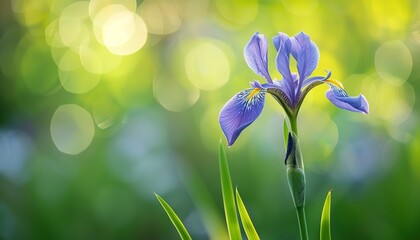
290 116 298 135
296 207 309 240
288 116 308 240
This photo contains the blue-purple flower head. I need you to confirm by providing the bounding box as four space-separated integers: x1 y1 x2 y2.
219 32 369 146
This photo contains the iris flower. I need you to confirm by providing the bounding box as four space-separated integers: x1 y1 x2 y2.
219 32 369 146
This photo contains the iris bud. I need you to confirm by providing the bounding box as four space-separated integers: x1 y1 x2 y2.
285 133 306 208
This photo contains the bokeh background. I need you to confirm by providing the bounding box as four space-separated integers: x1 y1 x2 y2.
0 0 419 239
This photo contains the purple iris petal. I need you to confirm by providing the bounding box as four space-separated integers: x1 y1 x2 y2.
325 88 369 114
250 80 264 89
273 33 293 81
302 71 331 88
219 88 266 146
244 33 272 83
264 80 290 94
290 32 320 84
273 33 296 101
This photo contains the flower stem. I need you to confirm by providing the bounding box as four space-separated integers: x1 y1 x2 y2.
290 116 298 135
296 206 309 240
287 116 308 240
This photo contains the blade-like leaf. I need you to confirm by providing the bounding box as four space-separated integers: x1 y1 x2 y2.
320 191 332 240
236 188 260 240
283 119 289 151
155 194 192 240
219 141 241 240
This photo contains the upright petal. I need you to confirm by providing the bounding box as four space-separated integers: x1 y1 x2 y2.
244 33 272 83
290 32 320 83
325 85 369 114
219 88 266 146
273 32 293 82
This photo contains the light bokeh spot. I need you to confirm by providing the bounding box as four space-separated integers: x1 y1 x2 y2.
57 49 80 71
138 0 182 35
93 5 148 55
58 66 101 94
102 11 136 47
51 104 95 155
45 19 66 48
79 42 123 74
89 0 137 18
93 4 128 45
79 46 103 74
154 75 200 112
375 40 412 85
362 73 415 125
58 2 90 48
185 42 230 91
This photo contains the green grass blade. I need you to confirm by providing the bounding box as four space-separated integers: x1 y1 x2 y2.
283 119 289 151
235 188 260 240
320 191 332 240
155 194 192 240
219 141 241 240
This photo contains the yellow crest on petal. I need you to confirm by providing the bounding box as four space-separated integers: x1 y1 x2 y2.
325 79 344 89
247 88 261 101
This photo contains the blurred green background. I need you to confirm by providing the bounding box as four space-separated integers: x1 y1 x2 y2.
1 0 419 239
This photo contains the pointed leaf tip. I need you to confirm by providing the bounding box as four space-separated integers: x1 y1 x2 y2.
156 194 192 240
320 190 332 240
236 188 260 240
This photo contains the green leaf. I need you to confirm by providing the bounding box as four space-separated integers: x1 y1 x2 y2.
320 191 332 240
283 119 289 151
219 141 241 240
235 188 260 240
155 194 192 240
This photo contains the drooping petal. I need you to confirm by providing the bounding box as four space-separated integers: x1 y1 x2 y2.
290 32 320 83
244 33 272 83
219 88 266 146
325 86 369 114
